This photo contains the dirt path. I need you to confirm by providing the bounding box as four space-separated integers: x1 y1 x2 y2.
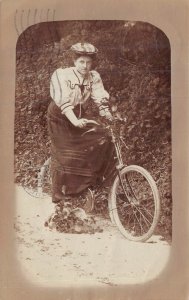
14 185 170 288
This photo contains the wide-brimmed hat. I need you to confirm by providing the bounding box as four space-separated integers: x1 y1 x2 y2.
70 42 98 55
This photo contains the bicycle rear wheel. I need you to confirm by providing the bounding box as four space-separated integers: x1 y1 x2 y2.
109 165 160 242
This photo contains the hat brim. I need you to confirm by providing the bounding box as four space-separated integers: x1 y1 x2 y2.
70 49 98 55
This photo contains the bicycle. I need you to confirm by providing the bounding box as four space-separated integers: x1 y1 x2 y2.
27 116 160 242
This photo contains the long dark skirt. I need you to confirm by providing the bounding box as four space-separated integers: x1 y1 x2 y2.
47 101 114 196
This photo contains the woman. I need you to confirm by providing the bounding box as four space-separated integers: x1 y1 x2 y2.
47 42 113 209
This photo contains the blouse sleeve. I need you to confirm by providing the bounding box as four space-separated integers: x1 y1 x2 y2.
90 71 110 115
50 68 74 114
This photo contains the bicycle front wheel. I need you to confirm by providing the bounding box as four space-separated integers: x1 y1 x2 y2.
109 165 160 242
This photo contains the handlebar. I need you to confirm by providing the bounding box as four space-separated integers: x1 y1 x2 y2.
105 115 127 126
81 116 127 137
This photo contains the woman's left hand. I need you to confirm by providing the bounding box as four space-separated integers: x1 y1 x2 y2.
105 111 113 121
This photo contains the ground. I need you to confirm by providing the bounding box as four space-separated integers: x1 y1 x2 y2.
14 185 170 288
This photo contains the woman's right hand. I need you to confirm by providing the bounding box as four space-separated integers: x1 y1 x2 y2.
75 118 89 128
75 118 99 128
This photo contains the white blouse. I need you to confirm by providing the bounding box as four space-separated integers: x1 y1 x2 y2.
50 67 110 115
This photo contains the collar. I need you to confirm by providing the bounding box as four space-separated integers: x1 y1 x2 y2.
72 67 93 85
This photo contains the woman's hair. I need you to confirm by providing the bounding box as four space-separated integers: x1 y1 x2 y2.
71 52 97 62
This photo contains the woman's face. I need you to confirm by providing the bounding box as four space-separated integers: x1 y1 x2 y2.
74 56 93 76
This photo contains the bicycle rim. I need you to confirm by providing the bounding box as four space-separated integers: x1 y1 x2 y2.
24 158 51 198
109 165 160 242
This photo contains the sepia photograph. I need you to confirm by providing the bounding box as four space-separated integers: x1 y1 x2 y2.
13 19 172 287
1 0 189 298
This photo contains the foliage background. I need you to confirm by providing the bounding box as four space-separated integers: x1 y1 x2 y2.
14 21 171 240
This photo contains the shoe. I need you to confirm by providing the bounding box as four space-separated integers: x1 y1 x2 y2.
83 188 95 213
52 192 65 204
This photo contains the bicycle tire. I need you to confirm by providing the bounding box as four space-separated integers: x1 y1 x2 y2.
23 159 50 198
109 165 160 242
39 157 52 196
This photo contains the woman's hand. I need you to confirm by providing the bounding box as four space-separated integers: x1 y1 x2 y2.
75 118 89 128
99 108 113 121
104 111 113 121
64 109 99 128
75 119 99 128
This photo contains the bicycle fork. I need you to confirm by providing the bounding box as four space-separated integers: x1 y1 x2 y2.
112 132 138 205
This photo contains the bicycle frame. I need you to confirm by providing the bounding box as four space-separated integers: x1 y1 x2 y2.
108 123 139 205
109 126 125 170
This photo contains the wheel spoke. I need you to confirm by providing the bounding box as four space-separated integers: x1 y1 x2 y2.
133 210 143 235
126 210 133 228
134 205 153 226
139 212 146 235
139 205 155 219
